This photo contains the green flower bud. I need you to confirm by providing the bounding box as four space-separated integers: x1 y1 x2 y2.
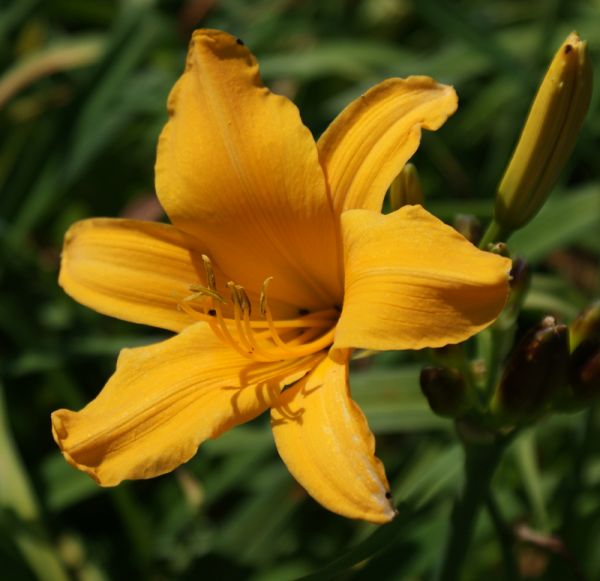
420 366 473 418
492 316 569 424
494 32 593 235
389 163 424 210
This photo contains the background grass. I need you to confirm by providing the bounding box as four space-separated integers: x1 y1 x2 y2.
1 0 599 579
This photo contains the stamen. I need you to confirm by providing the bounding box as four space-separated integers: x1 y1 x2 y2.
178 265 339 363
227 281 254 353
185 284 225 303
236 284 252 317
235 283 295 361
198 256 254 357
285 326 337 356
259 276 303 354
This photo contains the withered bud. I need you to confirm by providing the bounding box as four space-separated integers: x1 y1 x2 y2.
492 316 569 423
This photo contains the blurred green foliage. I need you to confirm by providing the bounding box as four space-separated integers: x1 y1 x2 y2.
1 0 599 579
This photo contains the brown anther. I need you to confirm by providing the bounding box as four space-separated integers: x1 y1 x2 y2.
185 284 225 303
227 281 241 308
236 284 252 316
201 255 217 291
259 277 274 318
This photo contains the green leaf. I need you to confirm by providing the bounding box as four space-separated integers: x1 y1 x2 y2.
260 40 413 81
0 386 69 581
0 36 104 110
351 366 450 433
40 453 102 512
411 0 522 77
298 502 423 580
0 0 40 42
214 464 301 564
509 186 600 262
394 443 462 507
513 428 549 531
8 7 163 244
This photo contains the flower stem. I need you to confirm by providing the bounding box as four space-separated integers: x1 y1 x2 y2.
487 492 521 580
436 436 509 581
478 219 508 249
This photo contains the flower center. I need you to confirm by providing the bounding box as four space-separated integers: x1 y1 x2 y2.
178 255 338 362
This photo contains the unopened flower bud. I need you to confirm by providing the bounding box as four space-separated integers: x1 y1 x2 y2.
494 32 592 235
562 303 600 405
569 341 600 402
389 163 424 210
492 316 569 423
509 258 531 293
504 258 531 320
454 214 482 245
420 366 472 418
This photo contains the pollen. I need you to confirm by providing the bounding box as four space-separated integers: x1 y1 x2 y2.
178 255 337 362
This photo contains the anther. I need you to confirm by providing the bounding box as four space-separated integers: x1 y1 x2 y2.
259 277 274 318
236 284 252 316
201 255 217 291
226 281 254 353
227 281 242 308
186 284 225 303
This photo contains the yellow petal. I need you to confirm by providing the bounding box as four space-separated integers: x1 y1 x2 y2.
59 218 206 332
318 77 458 214
336 207 511 350
271 350 395 523
155 29 342 309
52 323 320 486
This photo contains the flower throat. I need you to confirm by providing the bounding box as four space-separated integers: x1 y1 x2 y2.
178 255 337 362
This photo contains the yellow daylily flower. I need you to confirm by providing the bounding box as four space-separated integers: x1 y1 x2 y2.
52 29 511 524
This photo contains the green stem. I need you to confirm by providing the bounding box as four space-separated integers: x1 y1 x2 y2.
478 219 508 249
436 436 508 581
487 493 521 580
482 327 504 399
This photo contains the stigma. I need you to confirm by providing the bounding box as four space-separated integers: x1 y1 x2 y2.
178 255 338 362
